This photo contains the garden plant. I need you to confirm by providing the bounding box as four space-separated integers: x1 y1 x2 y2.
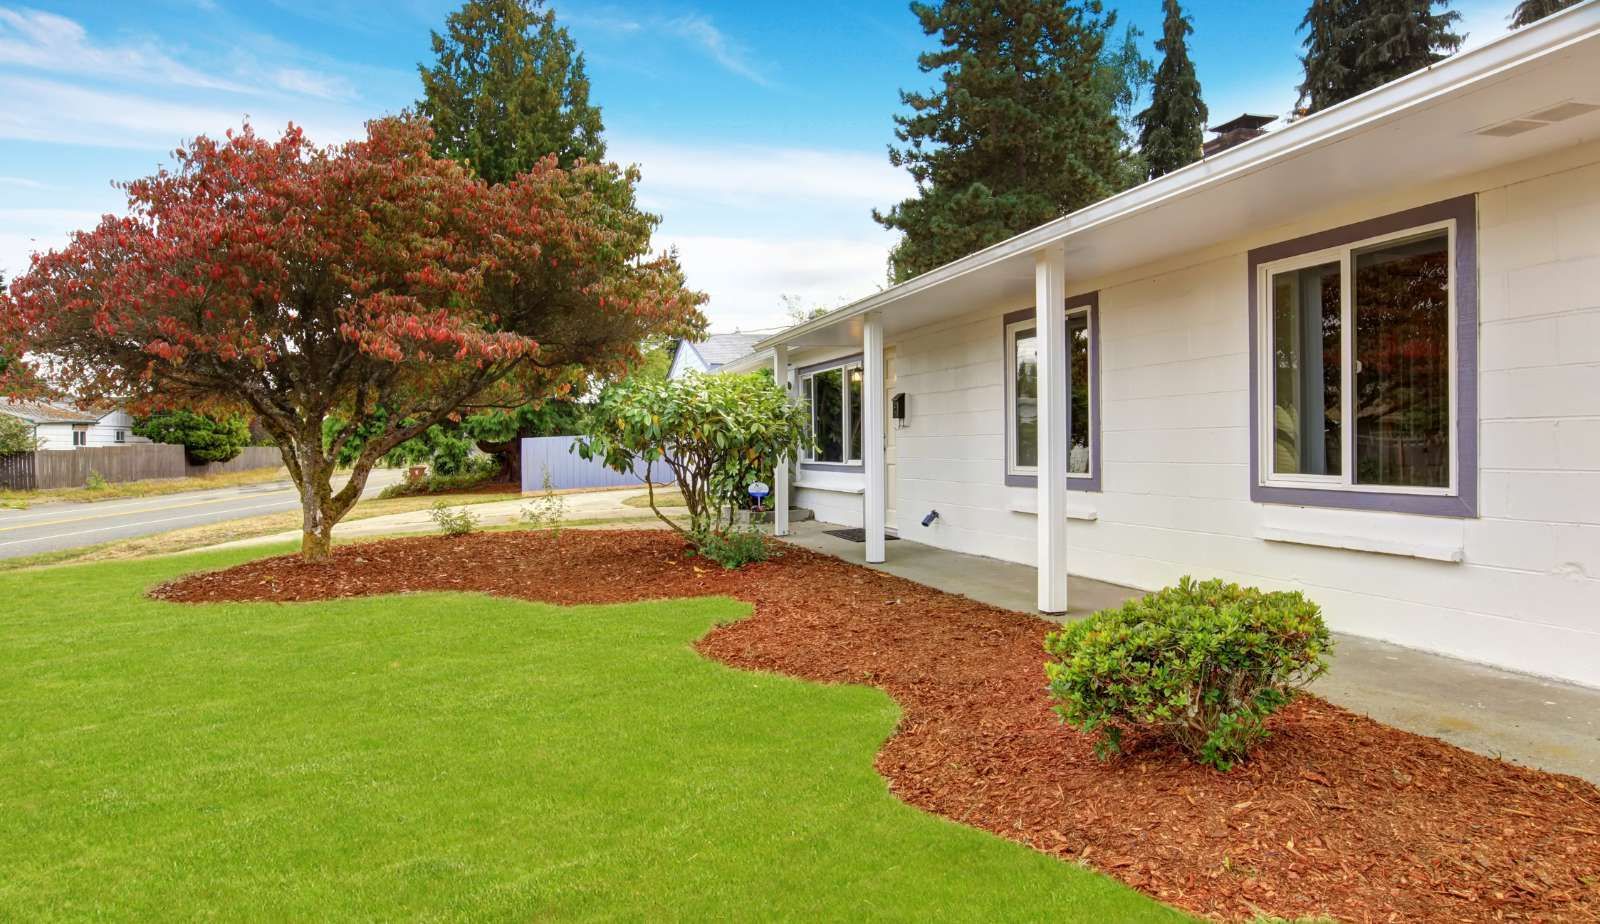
578 372 808 567
1044 576 1332 770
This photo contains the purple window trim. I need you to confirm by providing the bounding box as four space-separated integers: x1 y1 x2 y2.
797 353 866 474
1246 194 1478 518
1002 292 1102 493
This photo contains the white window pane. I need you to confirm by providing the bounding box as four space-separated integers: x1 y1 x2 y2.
1270 262 1342 477
1014 328 1037 469
1354 232 1450 488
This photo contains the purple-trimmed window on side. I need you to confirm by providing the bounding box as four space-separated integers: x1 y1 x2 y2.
1003 292 1101 493
1247 195 1478 517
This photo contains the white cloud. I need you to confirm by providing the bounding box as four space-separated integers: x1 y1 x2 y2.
0 207 110 279
615 138 912 211
272 66 357 101
662 14 770 86
0 6 249 92
0 175 46 189
661 233 892 332
0 76 363 150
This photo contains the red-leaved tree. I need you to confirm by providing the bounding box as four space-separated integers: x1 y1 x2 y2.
0 117 704 560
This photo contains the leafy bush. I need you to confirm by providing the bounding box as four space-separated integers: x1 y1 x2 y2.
84 469 109 491
1044 577 1332 771
133 410 250 464
578 372 807 561
520 469 566 540
429 500 479 537
692 527 769 569
377 457 499 499
0 413 37 453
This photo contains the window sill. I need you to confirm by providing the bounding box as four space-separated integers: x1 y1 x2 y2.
1254 526 1463 562
793 479 865 496
1005 492 1098 521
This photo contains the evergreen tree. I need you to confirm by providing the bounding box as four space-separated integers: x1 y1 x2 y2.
873 0 1127 282
417 0 653 481
418 0 605 181
1297 0 1463 116
1135 0 1207 180
1511 0 1582 28
1096 23 1155 186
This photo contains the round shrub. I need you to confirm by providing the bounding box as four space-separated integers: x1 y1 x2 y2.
1043 577 1332 771
133 410 250 464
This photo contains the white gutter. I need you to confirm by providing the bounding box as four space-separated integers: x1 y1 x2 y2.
754 2 1600 351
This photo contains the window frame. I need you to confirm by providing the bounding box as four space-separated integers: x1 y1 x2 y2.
1003 292 1101 492
1247 195 1478 517
71 427 88 447
797 354 865 472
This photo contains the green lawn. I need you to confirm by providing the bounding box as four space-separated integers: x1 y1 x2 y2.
0 548 1183 921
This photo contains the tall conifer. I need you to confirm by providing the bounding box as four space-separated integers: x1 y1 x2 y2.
1136 0 1207 179
874 1 1126 282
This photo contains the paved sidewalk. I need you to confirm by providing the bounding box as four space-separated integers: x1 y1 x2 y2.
780 520 1600 784
200 486 673 552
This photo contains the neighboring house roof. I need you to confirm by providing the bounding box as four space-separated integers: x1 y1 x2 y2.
733 6 1600 365
676 333 765 373
0 399 101 425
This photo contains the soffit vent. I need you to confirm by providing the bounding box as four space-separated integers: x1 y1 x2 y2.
1527 100 1600 122
1478 119 1546 137
1476 99 1600 137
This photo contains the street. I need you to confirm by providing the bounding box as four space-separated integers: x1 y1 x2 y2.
0 470 405 560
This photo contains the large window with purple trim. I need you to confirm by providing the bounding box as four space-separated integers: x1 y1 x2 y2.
1258 222 1455 493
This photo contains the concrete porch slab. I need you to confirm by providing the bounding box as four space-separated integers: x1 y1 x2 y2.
779 520 1600 785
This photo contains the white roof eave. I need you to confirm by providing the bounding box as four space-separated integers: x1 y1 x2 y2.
753 3 1600 352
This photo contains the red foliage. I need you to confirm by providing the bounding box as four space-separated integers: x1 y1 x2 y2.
0 117 704 557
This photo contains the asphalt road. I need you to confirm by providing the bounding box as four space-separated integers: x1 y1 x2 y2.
0 469 405 560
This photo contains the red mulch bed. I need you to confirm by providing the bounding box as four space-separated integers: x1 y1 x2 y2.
154 530 1600 922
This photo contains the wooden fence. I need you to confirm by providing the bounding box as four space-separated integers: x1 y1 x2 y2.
0 445 283 491
519 436 672 493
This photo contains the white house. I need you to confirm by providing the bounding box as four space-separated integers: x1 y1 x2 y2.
727 6 1600 689
0 400 150 450
668 332 766 379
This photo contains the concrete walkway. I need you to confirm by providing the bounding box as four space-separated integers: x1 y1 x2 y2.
201 486 671 552
781 520 1600 784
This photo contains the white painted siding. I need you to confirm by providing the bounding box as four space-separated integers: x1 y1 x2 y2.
31 423 79 451
824 141 1600 688
85 411 151 448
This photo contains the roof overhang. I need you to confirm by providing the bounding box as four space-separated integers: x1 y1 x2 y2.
749 3 1600 357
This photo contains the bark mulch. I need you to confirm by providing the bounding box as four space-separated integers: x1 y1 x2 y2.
154 529 1600 923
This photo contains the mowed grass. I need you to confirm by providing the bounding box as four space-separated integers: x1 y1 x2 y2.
0 548 1184 922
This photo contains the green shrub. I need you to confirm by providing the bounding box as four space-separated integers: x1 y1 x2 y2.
428 500 479 537
378 457 498 499
133 410 251 464
0 414 38 453
1044 577 1332 771
84 469 109 491
692 528 769 569
520 469 566 540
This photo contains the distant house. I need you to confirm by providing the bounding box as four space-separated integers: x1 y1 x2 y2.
0 400 150 450
667 333 765 379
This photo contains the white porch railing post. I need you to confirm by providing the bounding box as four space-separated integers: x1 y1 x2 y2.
1035 246 1069 613
772 343 791 537
863 312 887 563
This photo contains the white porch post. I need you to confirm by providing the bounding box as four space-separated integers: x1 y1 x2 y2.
863 312 887 563
1035 246 1069 613
772 343 791 537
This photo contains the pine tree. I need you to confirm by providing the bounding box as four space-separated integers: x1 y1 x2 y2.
1096 23 1155 186
1136 0 1207 180
1297 0 1463 116
873 0 1127 282
418 0 605 182
1511 0 1582 28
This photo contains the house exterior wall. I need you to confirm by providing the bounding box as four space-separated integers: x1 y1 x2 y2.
802 141 1600 688
31 423 80 451
86 411 151 447
667 342 708 380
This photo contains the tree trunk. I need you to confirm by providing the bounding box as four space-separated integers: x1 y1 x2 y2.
296 444 338 564
475 438 520 485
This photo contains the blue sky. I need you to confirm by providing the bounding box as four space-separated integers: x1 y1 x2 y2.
0 0 1518 332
